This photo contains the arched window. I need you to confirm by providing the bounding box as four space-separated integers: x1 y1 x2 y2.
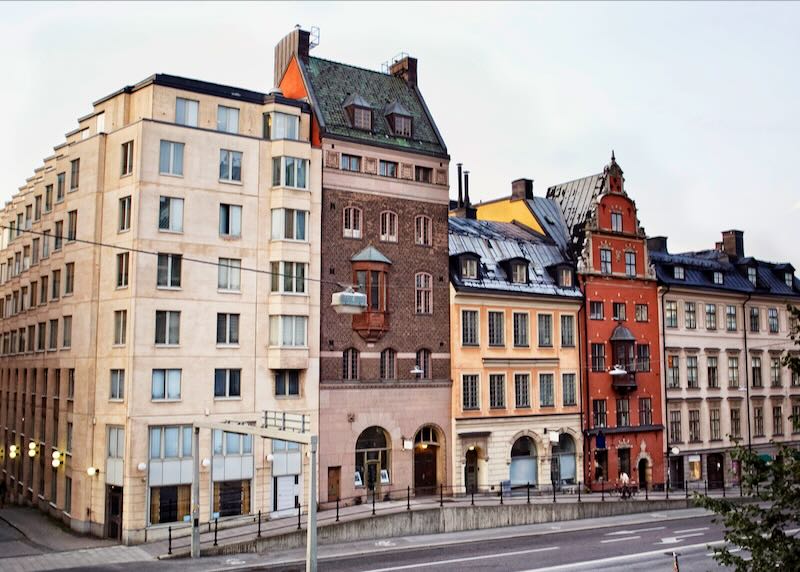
416 348 431 380
510 436 537 486
415 215 431 246
379 211 398 243
414 425 439 446
343 207 362 239
415 272 432 314
355 426 390 489
380 348 396 380
551 433 576 485
342 348 359 381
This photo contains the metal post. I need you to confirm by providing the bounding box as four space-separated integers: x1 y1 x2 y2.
500 484 503 505
577 482 581 503
722 479 726 498
552 480 556 503
190 427 200 559
214 517 218 546
704 480 707 496
439 484 443 508
372 487 376 516
601 480 605 502
407 486 410 511
297 503 301 530
306 435 318 572
258 510 262 537
645 483 648 501
168 526 172 555
685 480 688 500
739 479 743 497
527 482 530 504
336 497 340 521
471 489 474 506
666 477 670 500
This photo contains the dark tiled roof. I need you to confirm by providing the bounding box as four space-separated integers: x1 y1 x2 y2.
448 217 581 299
302 57 447 157
527 196 572 256
545 173 605 237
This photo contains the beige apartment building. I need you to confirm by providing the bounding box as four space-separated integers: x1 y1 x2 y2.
0 74 322 542
650 231 800 489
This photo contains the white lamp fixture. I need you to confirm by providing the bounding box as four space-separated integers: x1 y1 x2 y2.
410 365 424 376
87 466 99 477
609 364 627 376
331 287 367 315
267 453 275 462
9 444 17 459
137 462 148 472
201 458 211 468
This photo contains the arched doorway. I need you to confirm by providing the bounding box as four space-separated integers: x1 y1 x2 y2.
414 425 439 495
637 458 649 489
510 436 538 487
707 453 724 489
355 426 390 496
551 434 576 487
465 448 479 494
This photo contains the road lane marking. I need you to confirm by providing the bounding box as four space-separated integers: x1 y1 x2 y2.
706 547 741 556
361 546 560 572
656 532 706 544
673 527 709 534
601 535 640 543
605 527 665 536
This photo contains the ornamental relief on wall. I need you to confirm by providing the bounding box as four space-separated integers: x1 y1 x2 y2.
325 150 340 169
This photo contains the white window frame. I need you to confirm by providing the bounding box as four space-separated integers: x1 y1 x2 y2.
216 105 239 134
159 196 184 233
110 369 125 400
268 315 307 348
113 310 127 345
151 369 182 401
155 310 181 345
159 140 184 177
272 156 308 189
216 313 240 345
175 97 199 127
415 272 432 314
380 211 398 242
415 215 432 246
219 204 242 237
271 208 308 241
156 253 182 289
218 258 241 292
343 207 362 239
219 149 243 182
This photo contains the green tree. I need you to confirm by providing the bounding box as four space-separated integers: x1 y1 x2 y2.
694 304 800 570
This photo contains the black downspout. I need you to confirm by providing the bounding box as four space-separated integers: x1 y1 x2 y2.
580 274 592 488
742 294 753 453
660 285 670 491
576 279 588 489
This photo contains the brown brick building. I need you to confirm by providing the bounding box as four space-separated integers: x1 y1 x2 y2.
275 29 452 503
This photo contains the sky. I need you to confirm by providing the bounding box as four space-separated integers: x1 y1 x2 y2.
1 1 798 267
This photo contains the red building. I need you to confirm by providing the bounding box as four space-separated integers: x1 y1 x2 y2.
548 154 665 490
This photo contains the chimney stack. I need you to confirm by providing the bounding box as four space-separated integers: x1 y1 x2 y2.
463 171 477 219
647 236 668 253
457 163 463 208
511 178 534 201
274 27 311 86
721 230 744 259
390 56 418 88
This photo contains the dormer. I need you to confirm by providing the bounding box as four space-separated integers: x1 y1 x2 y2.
343 93 372 131
455 253 480 280
547 263 574 288
500 257 528 284
673 265 685 280
711 270 724 286
742 262 758 287
774 264 795 289
384 101 412 138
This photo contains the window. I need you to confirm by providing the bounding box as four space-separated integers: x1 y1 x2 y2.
42 231 50 258
747 267 757 286
593 400 607 427
159 141 184 176
380 211 398 242
152 369 181 400
343 207 362 239
786 272 794 288
219 150 242 182
753 406 764 437
706 304 717 330
110 369 125 400
343 348 359 380
66 210 78 242
415 349 431 379
616 398 630 426
637 344 651 372
713 271 724 285
268 315 307 347
159 196 184 232
216 313 240 345
562 373 576 406
726 305 737 331
118 196 131 231
538 314 553 347
379 160 397 178
513 313 529 347
414 166 433 184
515 374 530 408
415 215 432 246
625 252 636 276
707 356 719 388
62 316 72 348
155 311 180 345
56 172 65 201
54 221 63 250
64 262 74 295
771 357 782 387
31 239 39 265
461 310 478 345
356 268 387 312
218 258 241 291
40 277 48 305
768 308 779 333
353 107 371 130
710 408 721 440
149 426 193 459
462 374 479 410
45 184 53 211
600 249 612 274
34 195 42 220
114 310 127 345
591 343 606 372
613 302 626 321
590 301 604 320
666 355 680 388
539 373 554 407
611 212 623 232
793 370 800 387
689 410 701 442
685 302 696 329
750 307 760 332
275 370 300 396
511 262 527 284
219 204 242 237
116 252 129 288
272 156 309 190
120 141 134 176
773 406 783 436
687 356 698 388
268 112 299 140
665 301 678 328
639 398 652 426
559 268 573 287
341 154 361 172
561 315 575 347
669 411 682 443
392 115 412 137
270 261 307 294
380 349 396 380
751 357 762 387
70 159 80 191
730 408 742 438
155 253 182 288
49 319 58 350
217 105 239 133
64 477 72 514
415 273 432 314
51 269 61 300
794 405 800 434
673 266 685 280
175 97 198 127
271 208 308 241
728 356 740 388
460 257 477 279
108 427 124 461
488 311 504 346
214 369 241 398
489 374 505 408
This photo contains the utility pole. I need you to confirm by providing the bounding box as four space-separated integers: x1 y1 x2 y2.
306 435 318 572
191 426 200 558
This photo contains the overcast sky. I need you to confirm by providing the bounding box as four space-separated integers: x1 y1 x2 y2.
1 2 798 267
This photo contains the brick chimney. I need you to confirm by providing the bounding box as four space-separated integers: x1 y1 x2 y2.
647 236 668 253
721 230 744 259
390 56 417 88
511 178 534 201
274 27 311 86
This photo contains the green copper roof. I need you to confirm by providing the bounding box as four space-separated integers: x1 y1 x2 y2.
351 245 392 264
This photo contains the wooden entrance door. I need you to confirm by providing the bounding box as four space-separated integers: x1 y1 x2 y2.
465 449 478 493
106 485 123 540
327 466 341 501
707 453 724 488
414 447 437 495
637 458 649 489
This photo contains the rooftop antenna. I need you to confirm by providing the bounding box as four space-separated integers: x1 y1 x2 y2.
309 26 320 50
382 52 409 74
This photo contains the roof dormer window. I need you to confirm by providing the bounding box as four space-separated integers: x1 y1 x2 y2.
559 268 573 288
461 257 478 280
511 262 527 284
748 267 757 286
385 101 412 138
785 272 793 288
713 271 724 285
353 107 371 130
673 266 685 280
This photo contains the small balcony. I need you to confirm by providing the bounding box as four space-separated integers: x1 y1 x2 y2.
352 311 390 342
611 369 638 393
